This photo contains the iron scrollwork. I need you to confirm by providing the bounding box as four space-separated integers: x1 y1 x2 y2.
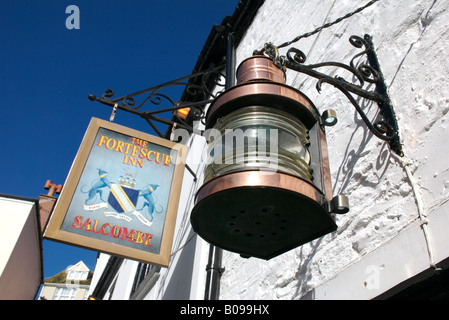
89 34 402 156
260 34 403 156
89 65 226 137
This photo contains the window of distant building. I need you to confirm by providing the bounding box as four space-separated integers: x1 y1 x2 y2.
67 270 88 281
54 287 76 300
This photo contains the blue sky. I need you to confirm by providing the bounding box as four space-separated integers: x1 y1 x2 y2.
0 0 239 280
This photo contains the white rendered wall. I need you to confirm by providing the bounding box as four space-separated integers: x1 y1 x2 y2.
0 196 42 299
218 0 449 300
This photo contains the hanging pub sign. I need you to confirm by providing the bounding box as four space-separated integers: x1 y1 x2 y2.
44 117 188 267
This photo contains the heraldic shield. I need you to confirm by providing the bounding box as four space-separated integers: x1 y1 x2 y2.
108 184 140 213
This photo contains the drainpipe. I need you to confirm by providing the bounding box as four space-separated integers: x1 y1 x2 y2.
204 245 224 300
204 32 235 300
90 256 123 299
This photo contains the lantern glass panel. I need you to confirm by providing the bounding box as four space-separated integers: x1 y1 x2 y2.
204 106 313 182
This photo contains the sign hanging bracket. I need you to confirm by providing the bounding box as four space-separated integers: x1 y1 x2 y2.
110 103 118 122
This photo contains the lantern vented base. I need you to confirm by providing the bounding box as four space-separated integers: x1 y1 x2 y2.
191 171 337 260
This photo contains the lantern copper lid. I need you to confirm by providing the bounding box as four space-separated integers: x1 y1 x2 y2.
204 56 320 130
236 55 286 84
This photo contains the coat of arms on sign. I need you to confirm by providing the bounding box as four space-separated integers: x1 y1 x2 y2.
81 168 163 227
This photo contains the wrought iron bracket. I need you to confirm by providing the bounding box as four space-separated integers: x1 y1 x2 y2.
259 34 403 156
89 34 402 156
88 65 226 138
88 65 227 183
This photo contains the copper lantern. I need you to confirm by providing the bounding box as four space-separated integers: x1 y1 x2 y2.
191 55 348 260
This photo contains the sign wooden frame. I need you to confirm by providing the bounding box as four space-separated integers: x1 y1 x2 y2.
45 118 188 267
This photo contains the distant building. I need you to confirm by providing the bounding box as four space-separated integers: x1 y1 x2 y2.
0 194 43 300
38 260 92 300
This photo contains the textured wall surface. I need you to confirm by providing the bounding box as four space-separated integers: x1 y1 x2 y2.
219 0 449 299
